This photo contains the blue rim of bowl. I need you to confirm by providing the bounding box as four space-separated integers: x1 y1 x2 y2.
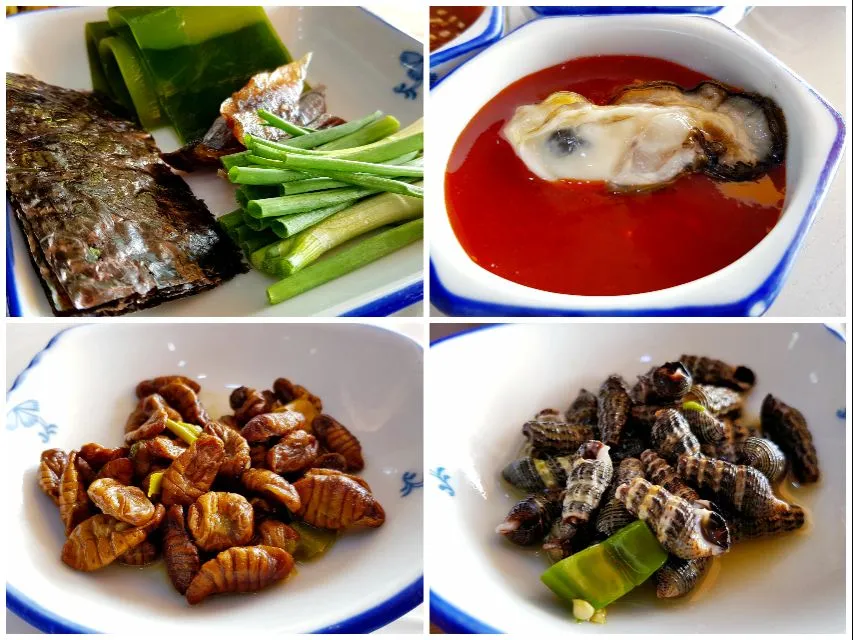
430 6 504 68
429 15 846 317
428 322 843 633
6 323 424 633
4 6 423 319
531 6 723 16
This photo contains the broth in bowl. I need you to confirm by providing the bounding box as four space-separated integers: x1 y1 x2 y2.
445 55 787 296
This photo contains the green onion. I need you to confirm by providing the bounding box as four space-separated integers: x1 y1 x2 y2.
282 154 423 177
246 155 289 169
267 218 423 304
165 418 201 445
229 166 306 185
256 109 310 136
316 115 400 151
280 178 350 195
266 185 423 276
217 208 246 232
236 184 279 209
236 225 278 252
220 150 253 170
305 171 423 198
247 187 377 219
147 471 164 497
267 203 350 238
282 111 385 149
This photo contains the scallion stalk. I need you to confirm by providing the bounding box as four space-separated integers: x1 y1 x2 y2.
266 218 423 304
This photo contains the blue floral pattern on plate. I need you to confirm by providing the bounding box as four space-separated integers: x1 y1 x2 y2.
837 408 846 420
430 467 455 496
400 471 424 497
6 399 58 443
393 50 423 99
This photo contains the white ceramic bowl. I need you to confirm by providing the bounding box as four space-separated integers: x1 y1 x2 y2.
429 15 846 316
5 323 423 633
6 6 423 317
427 324 845 633
429 6 504 85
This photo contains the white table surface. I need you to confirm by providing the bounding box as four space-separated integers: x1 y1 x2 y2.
431 6 848 317
5 321 425 634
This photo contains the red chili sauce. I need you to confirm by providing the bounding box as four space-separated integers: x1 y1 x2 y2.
430 6 485 51
444 55 786 296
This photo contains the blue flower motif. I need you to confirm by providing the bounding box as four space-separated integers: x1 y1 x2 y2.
837 408 846 420
6 399 58 443
400 471 424 497
430 467 455 497
393 50 423 100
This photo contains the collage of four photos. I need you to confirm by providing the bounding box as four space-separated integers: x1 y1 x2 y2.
3 3 850 636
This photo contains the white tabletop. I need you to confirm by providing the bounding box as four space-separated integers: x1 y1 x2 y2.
5 321 425 634
431 5 847 317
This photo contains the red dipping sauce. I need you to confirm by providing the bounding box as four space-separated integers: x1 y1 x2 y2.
445 55 786 296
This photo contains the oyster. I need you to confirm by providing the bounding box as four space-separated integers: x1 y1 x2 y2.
503 82 785 190
616 477 730 560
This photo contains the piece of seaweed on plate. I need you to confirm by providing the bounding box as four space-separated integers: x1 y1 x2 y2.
5 73 247 316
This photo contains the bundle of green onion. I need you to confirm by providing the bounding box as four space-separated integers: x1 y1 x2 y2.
218 111 424 306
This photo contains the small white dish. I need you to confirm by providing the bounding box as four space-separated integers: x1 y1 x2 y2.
427 323 845 633
5 323 423 633
5 6 424 317
523 6 751 27
429 15 845 316
429 6 504 85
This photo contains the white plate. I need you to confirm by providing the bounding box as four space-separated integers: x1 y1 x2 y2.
427 324 845 633
5 323 423 633
5 6 424 317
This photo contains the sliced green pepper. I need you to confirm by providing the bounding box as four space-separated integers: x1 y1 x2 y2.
290 522 338 560
541 520 668 611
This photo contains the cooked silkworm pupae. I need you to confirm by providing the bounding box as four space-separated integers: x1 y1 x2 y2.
497 356 818 623
37 374 383 605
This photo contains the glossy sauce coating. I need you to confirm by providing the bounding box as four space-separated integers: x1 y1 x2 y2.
445 55 785 295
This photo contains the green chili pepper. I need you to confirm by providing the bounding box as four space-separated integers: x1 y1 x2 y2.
540 520 667 611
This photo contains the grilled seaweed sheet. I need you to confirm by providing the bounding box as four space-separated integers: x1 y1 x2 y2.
6 73 247 316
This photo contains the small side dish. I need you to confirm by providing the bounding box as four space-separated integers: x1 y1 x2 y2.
497 355 817 623
446 55 788 296
429 6 485 51
38 374 385 604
